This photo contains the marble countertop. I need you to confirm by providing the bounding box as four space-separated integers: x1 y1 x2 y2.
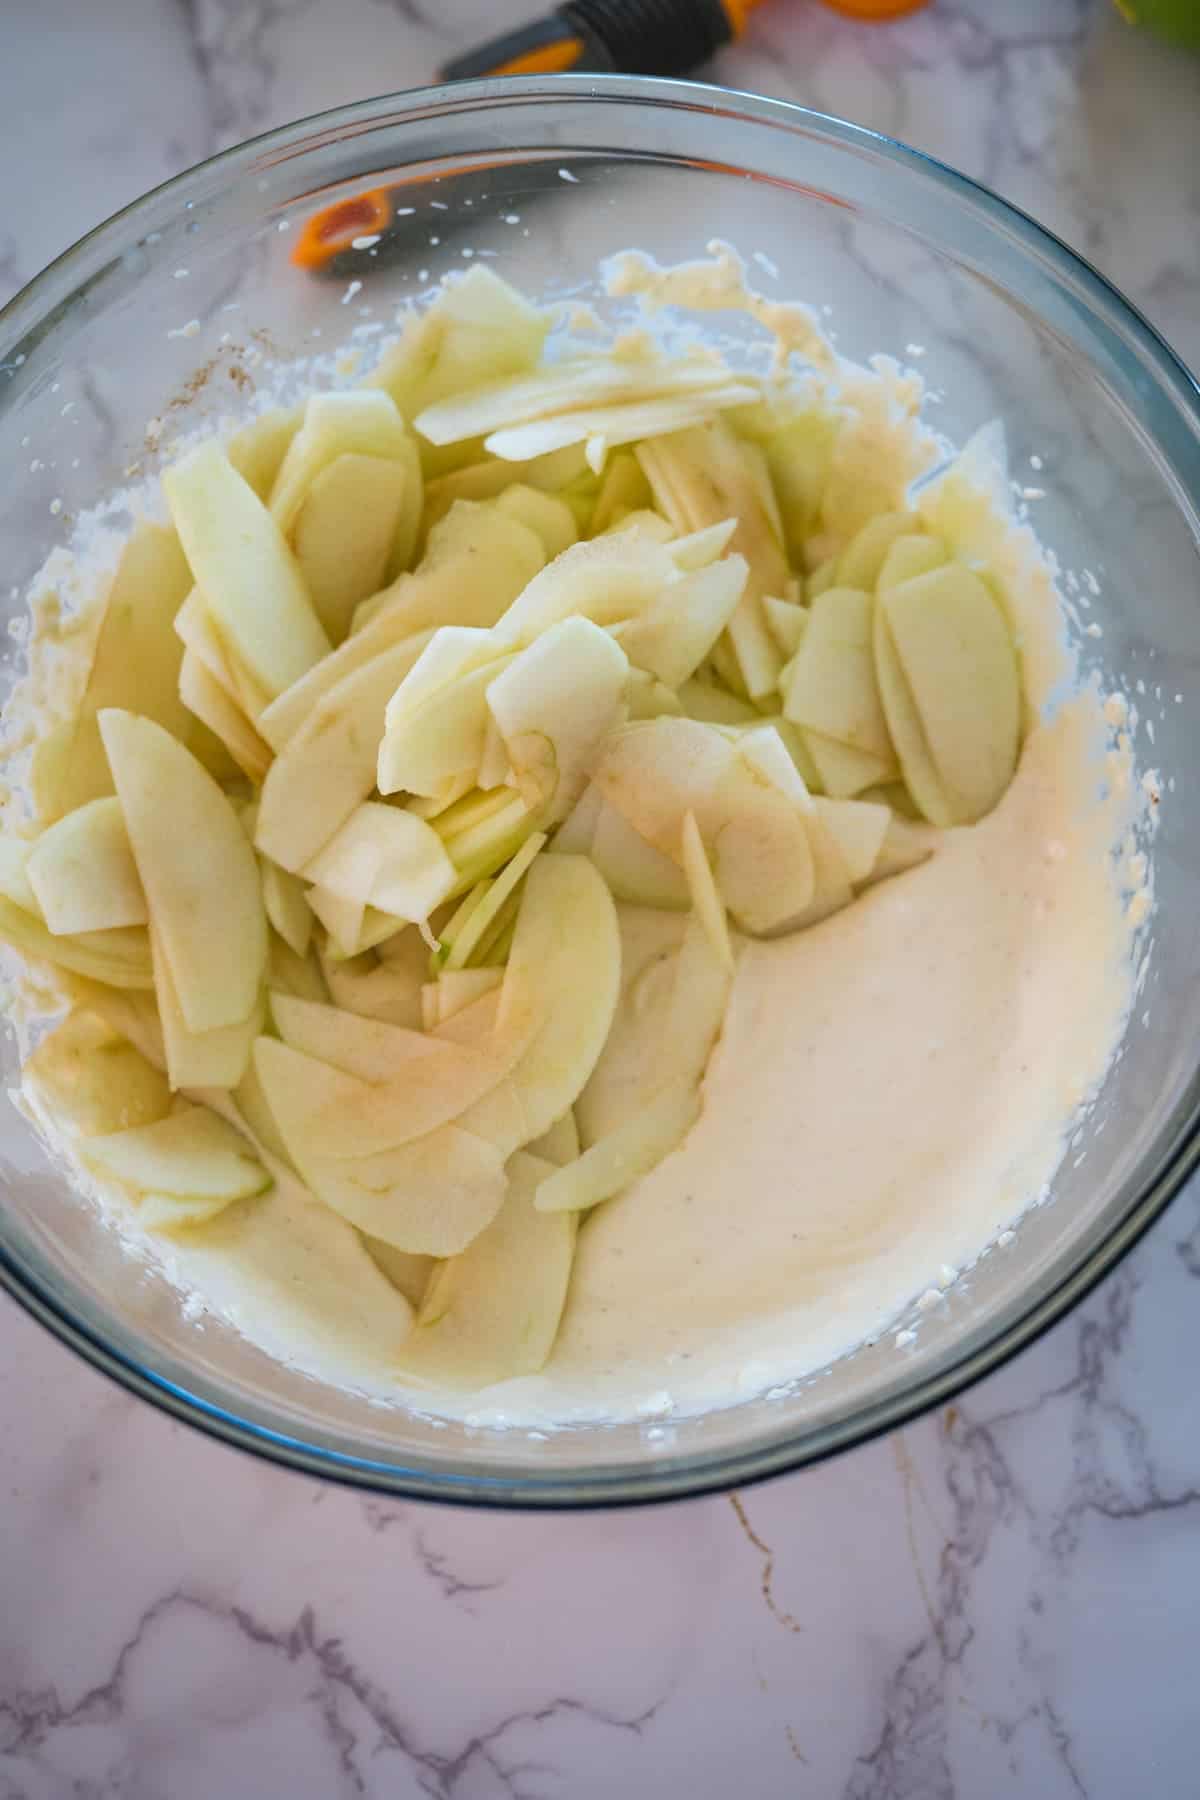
2 2 1199 1795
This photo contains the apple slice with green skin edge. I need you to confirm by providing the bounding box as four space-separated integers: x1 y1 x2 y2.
179 651 273 784
24 1012 171 1139
291 1122 510 1258
498 853 622 1141
486 617 628 824
27 797 147 936
100 710 267 1033
811 795 891 885
589 802 691 910
163 442 331 699
303 804 456 925
270 993 445 1083
783 587 896 767
876 533 948 592
534 1076 700 1214
443 833 545 971
680 809 735 973
877 563 1021 827
611 555 748 689
255 638 433 873
378 654 515 800
835 511 923 590
291 452 415 644
267 389 416 532
83 1103 269 1202
396 1151 576 1388
361 1238 436 1308
31 524 195 825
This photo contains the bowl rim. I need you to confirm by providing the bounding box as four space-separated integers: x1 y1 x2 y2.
2 72 1199 1510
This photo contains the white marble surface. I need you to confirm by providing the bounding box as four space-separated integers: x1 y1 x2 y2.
2 3 1200 1795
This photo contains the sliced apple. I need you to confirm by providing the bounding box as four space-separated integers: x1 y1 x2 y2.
257 855 311 958
100 710 266 1032
677 678 759 727
611 555 747 688
267 933 326 1004
163 442 331 698
876 533 948 591
361 1238 435 1308
153 923 261 1091
589 802 691 910
179 650 272 783
486 617 628 823
627 670 685 721
63 976 167 1070
396 1151 575 1386
291 452 416 643
783 587 896 768
227 405 303 500
764 410 839 558
442 832 545 970
589 449 654 534
495 484 578 560
877 563 1021 826
27 797 147 935
294 1121 509 1257
680 809 734 972
430 967 504 1024
32 523 195 823
835 511 922 590
492 529 682 648
534 1076 699 1213
270 993 442 1082
174 586 271 722
269 389 417 533
23 1011 170 1138
528 1109 580 1167
763 596 808 657
499 854 621 1139
811 795 890 884
375 265 550 421
378 653 513 800
304 803 456 925
83 1103 269 1205
799 727 892 799
319 943 425 1030
352 499 546 640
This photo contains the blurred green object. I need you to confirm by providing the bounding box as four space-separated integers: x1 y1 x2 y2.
1113 0 1200 49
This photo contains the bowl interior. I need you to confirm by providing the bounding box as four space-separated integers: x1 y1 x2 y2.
1 80 1199 1504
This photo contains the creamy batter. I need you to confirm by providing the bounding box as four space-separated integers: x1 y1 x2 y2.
2 254 1148 1430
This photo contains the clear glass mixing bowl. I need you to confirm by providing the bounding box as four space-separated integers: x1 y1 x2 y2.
1 77 1198 1507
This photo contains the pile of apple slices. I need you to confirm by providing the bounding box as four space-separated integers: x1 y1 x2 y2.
3 264 1024 1391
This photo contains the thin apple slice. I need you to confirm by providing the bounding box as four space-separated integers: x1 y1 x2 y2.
492 530 682 648
153 924 261 1091
174 587 271 721
270 993 442 1081
677 678 759 726
83 1104 269 1202
258 856 311 958
163 442 331 698
227 405 302 500
443 832 545 970
763 596 808 657
589 802 691 910
296 1123 509 1256
589 449 653 534
291 452 415 642
396 1151 576 1386
499 854 621 1139
0 885 154 990
680 809 734 972
867 813 941 885
23 1011 171 1138
627 671 684 721
877 533 948 591
179 650 272 783
534 1076 699 1213
486 617 628 823
878 563 1021 826
352 499 546 640
255 639 429 873
812 795 890 884
800 727 893 799
835 511 922 589
765 410 839 557
27 797 147 935
304 804 456 924
62 976 166 1070
378 654 513 800
552 782 604 856
611 555 747 688
528 1109 580 1167
375 265 550 421
269 389 417 533
100 710 266 1032
431 967 504 1024
267 934 326 1005
136 1191 251 1233
319 939 424 1029
783 587 896 767
361 1238 435 1308
495 484 578 560
591 717 738 854
32 524 195 824
253 1005 532 1159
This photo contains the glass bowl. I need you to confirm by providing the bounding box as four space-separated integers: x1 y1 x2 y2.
1 77 1199 1509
